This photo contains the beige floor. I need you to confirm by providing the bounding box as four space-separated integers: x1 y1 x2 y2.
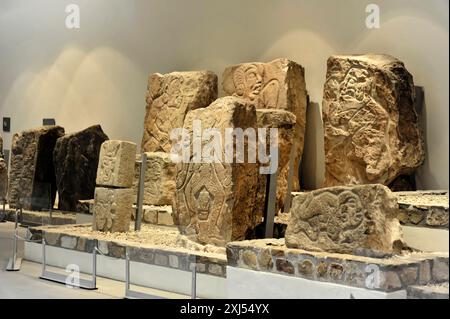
0 221 189 299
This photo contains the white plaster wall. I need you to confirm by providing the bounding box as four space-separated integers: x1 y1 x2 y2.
0 0 448 190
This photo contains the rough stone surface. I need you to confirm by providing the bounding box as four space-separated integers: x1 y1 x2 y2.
173 97 259 246
223 58 307 191
407 283 449 299
96 140 137 188
395 191 449 229
92 187 133 233
0 158 8 201
141 71 218 153
8 126 65 210
54 125 109 212
255 109 296 215
322 54 425 187
226 238 449 292
285 184 404 254
133 152 176 205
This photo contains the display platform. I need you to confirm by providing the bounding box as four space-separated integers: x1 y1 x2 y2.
226 238 449 298
2 206 76 226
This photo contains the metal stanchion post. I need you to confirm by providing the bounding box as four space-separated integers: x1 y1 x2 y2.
6 209 22 271
191 255 197 299
135 153 147 231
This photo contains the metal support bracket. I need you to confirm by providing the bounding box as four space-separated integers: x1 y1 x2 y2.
6 209 22 271
134 153 147 231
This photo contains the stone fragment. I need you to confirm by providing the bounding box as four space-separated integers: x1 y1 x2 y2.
286 184 404 254
141 71 218 153
276 259 295 274
0 158 8 201
208 264 224 276
242 250 258 270
96 140 137 188
323 54 425 186
132 152 176 205
432 258 449 282
60 236 78 249
92 187 133 233
255 109 296 215
54 125 109 211
173 97 259 246
8 126 65 210
158 209 174 226
223 58 307 191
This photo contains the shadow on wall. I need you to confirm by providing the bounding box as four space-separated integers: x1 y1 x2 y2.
300 101 325 190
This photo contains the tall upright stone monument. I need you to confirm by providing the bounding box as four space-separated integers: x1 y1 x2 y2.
141 71 218 153
93 140 136 233
322 54 425 187
173 97 260 246
8 126 65 210
223 58 307 208
54 125 108 212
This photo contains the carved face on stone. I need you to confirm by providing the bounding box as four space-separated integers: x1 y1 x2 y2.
96 192 116 231
196 187 212 220
148 161 162 196
234 64 263 101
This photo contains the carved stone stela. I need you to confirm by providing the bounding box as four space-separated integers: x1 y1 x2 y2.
93 187 133 233
223 58 307 193
285 184 404 254
54 125 109 212
8 126 65 210
173 97 259 246
141 71 218 153
322 54 425 187
96 140 137 188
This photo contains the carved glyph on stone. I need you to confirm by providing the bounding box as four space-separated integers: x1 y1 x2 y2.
132 152 177 206
223 58 307 191
141 71 218 153
96 140 137 188
173 97 259 246
8 126 65 210
322 54 425 187
93 187 133 233
54 125 109 212
285 184 404 254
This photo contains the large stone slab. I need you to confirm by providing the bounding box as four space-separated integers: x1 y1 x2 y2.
8 126 65 210
173 97 259 246
96 140 137 188
322 54 425 187
0 158 8 201
256 109 296 215
286 184 404 254
141 71 218 153
223 58 307 191
132 152 177 205
92 187 133 233
54 125 109 212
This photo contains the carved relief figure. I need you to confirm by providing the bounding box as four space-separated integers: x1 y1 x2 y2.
98 143 120 185
141 71 218 153
285 184 404 254
232 63 280 109
323 55 425 187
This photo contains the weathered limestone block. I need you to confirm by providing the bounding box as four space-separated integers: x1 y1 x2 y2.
93 187 133 233
256 109 296 216
8 126 65 210
174 97 259 246
141 71 218 153
285 184 404 254
54 125 109 212
322 54 425 187
96 140 137 188
223 58 307 191
132 152 177 205
0 158 8 201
